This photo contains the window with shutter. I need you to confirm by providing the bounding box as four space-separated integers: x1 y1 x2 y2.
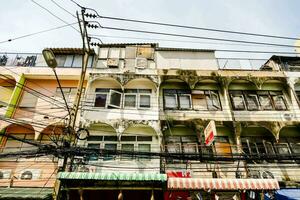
230 91 246 110
245 92 260 110
214 136 232 158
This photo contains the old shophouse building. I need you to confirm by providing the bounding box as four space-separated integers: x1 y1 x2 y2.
0 44 299 199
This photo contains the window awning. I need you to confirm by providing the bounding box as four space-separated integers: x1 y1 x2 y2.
58 172 167 182
0 188 52 199
168 178 280 190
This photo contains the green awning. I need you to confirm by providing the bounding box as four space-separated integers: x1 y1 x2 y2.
0 188 52 200
57 172 167 182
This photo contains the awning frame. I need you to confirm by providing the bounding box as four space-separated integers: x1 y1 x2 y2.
168 178 280 191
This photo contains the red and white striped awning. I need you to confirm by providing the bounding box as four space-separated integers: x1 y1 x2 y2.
168 178 280 190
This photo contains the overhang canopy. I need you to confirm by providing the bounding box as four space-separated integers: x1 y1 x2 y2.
58 172 167 182
168 178 279 190
0 188 52 199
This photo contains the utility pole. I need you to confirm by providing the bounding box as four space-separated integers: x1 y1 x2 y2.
52 8 91 200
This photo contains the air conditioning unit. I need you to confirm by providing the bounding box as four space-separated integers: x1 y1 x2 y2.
19 169 41 180
0 169 12 179
135 58 147 69
107 58 119 68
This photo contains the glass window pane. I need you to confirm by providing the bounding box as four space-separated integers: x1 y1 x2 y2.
104 143 117 160
124 89 137 93
167 143 181 153
192 92 207 110
109 90 122 108
87 144 100 161
104 136 118 141
121 144 134 160
241 141 250 155
139 89 151 93
230 92 245 110
95 88 110 93
273 95 287 110
124 94 136 108
137 136 152 141
122 144 134 151
138 144 151 160
275 143 290 155
183 143 198 153
259 95 273 110
139 95 151 108
179 95 191 109
166 136 181 143
138 144 151 152
211 91 221 110
264 142 275 155
256 142 266 154
94 94 107 107
291 144 300 154
87 136 103 141
164 94 177 109
181 136 197 142
121 136 136 141
245 93 260 110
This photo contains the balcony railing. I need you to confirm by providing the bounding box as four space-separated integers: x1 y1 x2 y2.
0 52 269 70
217 58 267 70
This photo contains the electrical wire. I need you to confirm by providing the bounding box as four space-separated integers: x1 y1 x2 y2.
68 0 299 42
31 0 80 33
90 34 298 48
50 0 77 18
83 8 300 41
0 74 68 110
99 25 300 49
90 35 298 55
0 22 77 44
0 64 75 104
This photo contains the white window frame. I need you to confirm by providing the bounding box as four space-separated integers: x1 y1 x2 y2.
178 94 192 110
274 142 291 155
230 92 246 110
245 93 260 110
258 93 273 110
206 90 221 110
164 93 178 109
94 92 109 108
182 142 198 153
167 143 181 153
272 94 287 110
263 141 276 155
123 93 137 109
138 93 151 109
107 89 123 108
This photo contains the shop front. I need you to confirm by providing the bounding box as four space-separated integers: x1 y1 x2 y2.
57 172 167 200
166 177 280 200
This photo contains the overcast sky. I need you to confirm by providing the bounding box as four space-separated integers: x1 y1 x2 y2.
0 0 299 60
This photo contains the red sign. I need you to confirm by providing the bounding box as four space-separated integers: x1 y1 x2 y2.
204 121 216 146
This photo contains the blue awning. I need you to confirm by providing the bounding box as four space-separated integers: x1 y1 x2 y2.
275 189 300 200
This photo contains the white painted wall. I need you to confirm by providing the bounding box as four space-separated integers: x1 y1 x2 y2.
156 51 218 70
